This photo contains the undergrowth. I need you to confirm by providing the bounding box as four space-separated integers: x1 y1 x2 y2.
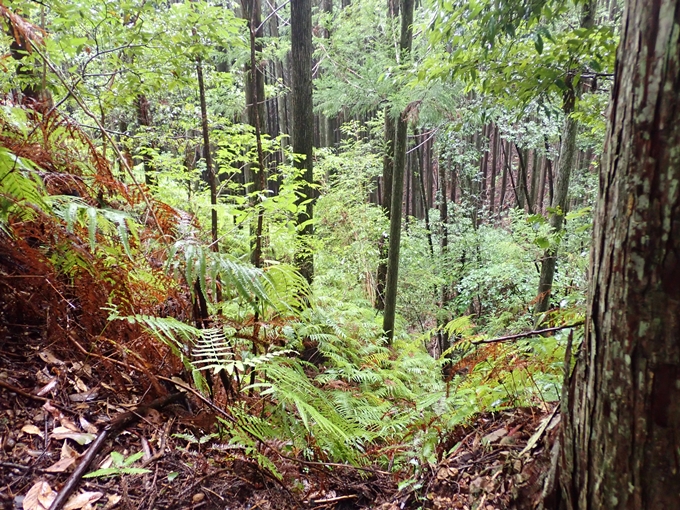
0 14 585 480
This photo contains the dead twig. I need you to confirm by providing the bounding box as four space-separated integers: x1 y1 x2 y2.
472 322 584 345
0 379 49 402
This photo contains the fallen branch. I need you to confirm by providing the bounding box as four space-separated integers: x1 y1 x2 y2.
472 322 585 345
48 392 184 510
0 380 49 402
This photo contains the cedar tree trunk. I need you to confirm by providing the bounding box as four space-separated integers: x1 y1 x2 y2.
559 0 680 508
291 0 315 283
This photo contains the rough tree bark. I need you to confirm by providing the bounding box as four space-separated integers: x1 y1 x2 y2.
558 0 680 508
291 0 315 283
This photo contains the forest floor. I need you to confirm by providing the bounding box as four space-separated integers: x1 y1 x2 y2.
0 328 557 510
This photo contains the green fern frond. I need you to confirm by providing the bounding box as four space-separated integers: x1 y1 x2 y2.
51 198 137 257
252 358 372 463
108 310 200 357
0 148 48 230
191 327 235 374
261 262 311 313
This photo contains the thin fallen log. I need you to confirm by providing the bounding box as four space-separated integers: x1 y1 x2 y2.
48 392 184 510
471 321 584 345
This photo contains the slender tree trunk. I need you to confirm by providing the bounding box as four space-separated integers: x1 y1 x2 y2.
375 113 393 310
537 155 548 213
480 124 490 208
291 0 315 283
382 0 414 345
558 1 680 508
514 144 528 212
535 110 578 314
404 151 411 221
196 60 219 256
319 0 334 147
415 128 434 256
515 144 534 214
499 139 508 214
529 149 539 210
489 124 499 215
436 150 450 358
375 0 399 310
134 94 155 186
241 0 267 268
501 140 523 209
535 1 596 316
426 134 434 211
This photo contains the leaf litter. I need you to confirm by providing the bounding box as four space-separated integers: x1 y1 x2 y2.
1 329 556 509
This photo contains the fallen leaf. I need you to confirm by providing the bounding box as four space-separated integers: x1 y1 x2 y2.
73 376 89 393
45 457 76 473
101 495 121 510
51 427 96 445
39 350 63 365
23 481 56 510
68 388 99 403
79 416 98 434
482 427 508 444
21 424 44 438
97 455 113 470
36 378 59 396
43 402 62 420
35 369 53 384
59 419 79 432
61 441 79 460
63 491 103 510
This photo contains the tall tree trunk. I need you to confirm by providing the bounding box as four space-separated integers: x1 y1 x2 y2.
480 124 490 208
489 124 499 215
319 0 334 147
499 139 509 214
134 94 155 186
529 149 539 210
535 1 595 315
537 154 548 213
382 0 414 345
515 144 534 214
534 105 578 315
291 0 315 283
196 60 219 257
435 144 451 358
559 0 680 508
241 0 267 268
375 0 399 310
415 128 434 256
514 143 528 212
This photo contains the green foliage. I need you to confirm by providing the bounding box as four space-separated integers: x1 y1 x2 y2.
0 147 47 232
83 451 151 479
2 0 604 482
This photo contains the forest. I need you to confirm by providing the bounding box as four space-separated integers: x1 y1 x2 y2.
0 0 678 508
